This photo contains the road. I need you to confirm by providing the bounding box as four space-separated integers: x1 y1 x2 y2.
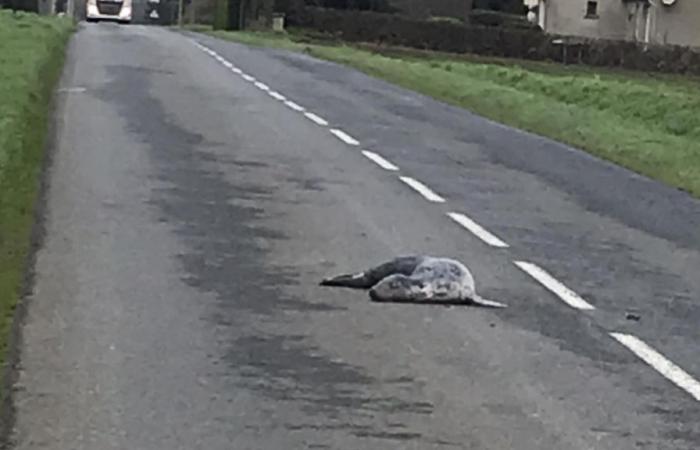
9 22 700 449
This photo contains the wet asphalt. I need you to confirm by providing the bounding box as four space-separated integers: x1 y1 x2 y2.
9 22 700 449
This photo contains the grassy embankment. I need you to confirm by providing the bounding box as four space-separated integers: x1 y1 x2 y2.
190 25 700 198
0 11 74 363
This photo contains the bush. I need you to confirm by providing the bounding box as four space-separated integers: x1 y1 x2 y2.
299 7 700 75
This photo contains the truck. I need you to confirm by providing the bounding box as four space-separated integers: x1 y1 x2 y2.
85 0 132 23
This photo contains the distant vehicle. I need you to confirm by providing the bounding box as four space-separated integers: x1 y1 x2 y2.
86 0 132 23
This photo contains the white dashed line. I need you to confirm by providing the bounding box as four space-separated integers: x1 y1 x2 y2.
268 91 286 101
611 333 700 402
447 212 509 248
194 40 700 412
362 150 399 171
399 177 445 203
254 81 270 91
330 129 360 146
284 100 305 112
304 112 329 126
514 261 595 310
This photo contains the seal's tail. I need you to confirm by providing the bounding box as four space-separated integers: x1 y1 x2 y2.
320 272 373 289
471 295 507 309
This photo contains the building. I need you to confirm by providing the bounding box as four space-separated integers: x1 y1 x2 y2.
525 0 700 48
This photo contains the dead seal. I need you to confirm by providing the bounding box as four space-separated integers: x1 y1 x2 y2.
320 255 506 308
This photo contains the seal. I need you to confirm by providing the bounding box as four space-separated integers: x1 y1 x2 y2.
320 255 507 308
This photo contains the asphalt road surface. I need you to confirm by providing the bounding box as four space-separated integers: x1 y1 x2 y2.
9 23 700 450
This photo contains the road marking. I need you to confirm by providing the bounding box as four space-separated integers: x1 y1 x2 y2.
330 129 360 146
304 112 329 126
241 74 256 82
231 67 242 74
284 100 305 112
447 212 509 248
399 177 446 203
269 91 286 101
221 60 233 69
611 333 700 402
254 81 270 91
57 87 87 94
514 261 595 310
362 150 399 171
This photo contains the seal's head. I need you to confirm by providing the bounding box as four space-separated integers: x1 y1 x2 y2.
369 274 426 302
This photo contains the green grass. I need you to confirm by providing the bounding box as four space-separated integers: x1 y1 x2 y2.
190 26 700 198
0 11 74 363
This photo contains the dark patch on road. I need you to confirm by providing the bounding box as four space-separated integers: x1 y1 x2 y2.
230 334 433 420
94 61 440 442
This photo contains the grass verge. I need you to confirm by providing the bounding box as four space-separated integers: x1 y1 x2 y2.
189 26 700 198
0 11 74 365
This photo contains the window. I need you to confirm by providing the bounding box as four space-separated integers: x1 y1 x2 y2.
586 1 598 18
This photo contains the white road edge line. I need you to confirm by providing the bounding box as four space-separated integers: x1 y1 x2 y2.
514 261 595 310
241 74 256 82
269 91 286 101
254 81 270 91
611 333 700 402
399 177 445 203
232 67 243 74
330 129 360 146
284 100 305 112
304 112 329 126
362 150 399 171
221 60 233 69
447 212 509 248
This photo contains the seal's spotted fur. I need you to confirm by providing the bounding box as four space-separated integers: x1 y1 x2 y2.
320 256 506 308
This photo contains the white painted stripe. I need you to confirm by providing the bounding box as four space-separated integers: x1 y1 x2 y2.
269 91 286 101
330 129 360 146
447 212 509 248
362 150 399 171
284 100 305 112
304 112 329 126
399 177 445 203
611 333 700 402
254 81 270 91
57 87 87 94
514 261 595 310
221 60 233 69
241 74 256 82
232 67 243 74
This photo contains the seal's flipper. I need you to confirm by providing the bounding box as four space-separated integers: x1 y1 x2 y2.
320 256 424 290
471 295 507 309
320 272 373 289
